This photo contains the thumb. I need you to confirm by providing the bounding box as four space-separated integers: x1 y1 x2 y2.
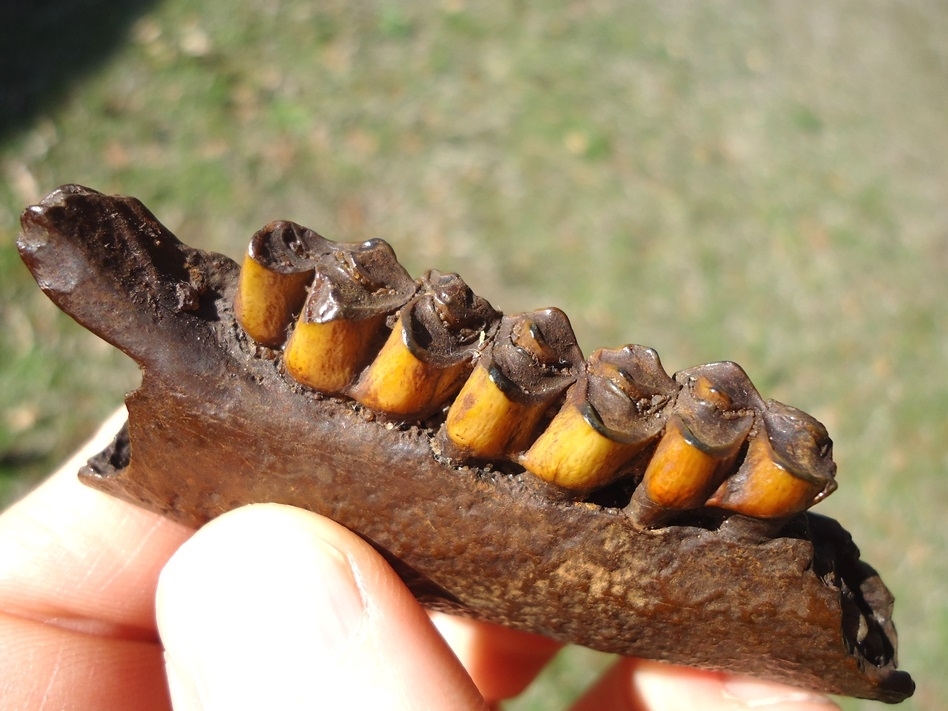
156 504 487 711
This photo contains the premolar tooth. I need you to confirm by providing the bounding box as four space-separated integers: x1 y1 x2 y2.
706 401 837 518
351 270 500 418
283 239 417 394
520 345 677 492
444 308 583 460
625 361 762 527
234 221 332 347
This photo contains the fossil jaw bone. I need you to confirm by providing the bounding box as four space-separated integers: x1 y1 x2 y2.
15 185 914 703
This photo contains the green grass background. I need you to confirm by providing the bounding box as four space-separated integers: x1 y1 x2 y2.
1 2 945 709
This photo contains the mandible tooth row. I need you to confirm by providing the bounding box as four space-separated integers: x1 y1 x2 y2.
233 230 838 527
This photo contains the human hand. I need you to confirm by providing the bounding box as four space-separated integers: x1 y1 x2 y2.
0 410 840 710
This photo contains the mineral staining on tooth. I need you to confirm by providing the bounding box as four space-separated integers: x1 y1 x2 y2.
625 362 760 527
233 226 838 531
351 269 500 418
520 345 676 492
444 308 584 460
283 239 417 394
707 401 837 519
234 221 333 347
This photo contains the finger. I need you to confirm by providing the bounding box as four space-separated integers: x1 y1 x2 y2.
156 503 489 711
0 407 193 637
0 613 171 711
570 658 839 711
430 612 561 703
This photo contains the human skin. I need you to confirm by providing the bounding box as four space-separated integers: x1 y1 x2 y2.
0 409 839 710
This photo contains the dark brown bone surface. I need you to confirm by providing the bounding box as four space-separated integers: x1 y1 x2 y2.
17 186 914 703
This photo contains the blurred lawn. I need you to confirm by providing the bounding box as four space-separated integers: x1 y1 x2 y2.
1 2 945 709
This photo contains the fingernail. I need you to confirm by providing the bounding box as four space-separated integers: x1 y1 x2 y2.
722 678 838 709
310 538 369 643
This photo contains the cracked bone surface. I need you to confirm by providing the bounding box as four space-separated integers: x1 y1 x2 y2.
16 185 914 703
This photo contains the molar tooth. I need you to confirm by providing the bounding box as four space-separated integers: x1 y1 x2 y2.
520 345 677 493
625 361 762 527
706 400 837 518
234 221 333 347
351 270 500 418
443 308 583 460
283 239 417 394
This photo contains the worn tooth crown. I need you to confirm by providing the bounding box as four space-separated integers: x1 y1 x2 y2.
707 401 838 518
234 221 334 347
282 239 417 394
442 308 584 461
234 228 838 532
403 270 500 366
350 270 500 418
520 345 677 492
625 362 763 527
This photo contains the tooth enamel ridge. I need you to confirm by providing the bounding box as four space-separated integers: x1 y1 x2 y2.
235 231 838 532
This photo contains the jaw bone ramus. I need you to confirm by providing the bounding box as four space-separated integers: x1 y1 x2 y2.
17 185 913 704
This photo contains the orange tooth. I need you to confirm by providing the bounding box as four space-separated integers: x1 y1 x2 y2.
234 254 313 347
707 401 837 519
520 345 676 492
351 271 499 418
637 415 724 509
625 361 762 527
284 314 389 393
234 221 332 347
444 308 583 460
282 238 417 394
444 363 541 458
